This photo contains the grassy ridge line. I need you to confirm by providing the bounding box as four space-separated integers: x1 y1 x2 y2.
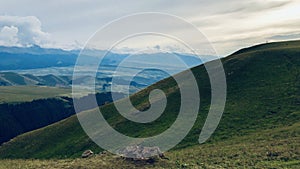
230 40 300 57
0 40 299 160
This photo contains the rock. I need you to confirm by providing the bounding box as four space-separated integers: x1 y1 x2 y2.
81 150 94 158
266 151 280 157
118 145 167 161
159 152 169 160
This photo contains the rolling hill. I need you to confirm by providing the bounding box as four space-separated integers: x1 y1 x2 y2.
0 72 71 87
0 40 299 168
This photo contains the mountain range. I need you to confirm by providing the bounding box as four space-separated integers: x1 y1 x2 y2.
0 45 205 71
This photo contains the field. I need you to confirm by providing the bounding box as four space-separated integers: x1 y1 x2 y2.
0 86 71 103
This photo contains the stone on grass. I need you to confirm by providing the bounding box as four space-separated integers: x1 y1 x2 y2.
82 150 94 158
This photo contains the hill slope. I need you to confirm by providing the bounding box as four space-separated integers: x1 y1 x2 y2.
0 121 299 168
0 40 299 166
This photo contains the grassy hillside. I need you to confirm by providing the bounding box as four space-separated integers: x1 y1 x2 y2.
0 121 298 168
0 40 299 167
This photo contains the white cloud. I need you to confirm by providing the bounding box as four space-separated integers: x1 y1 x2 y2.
267 33 300 41
189 0 300 55
0 25 19 46
0 1 299 55
0 15 50 47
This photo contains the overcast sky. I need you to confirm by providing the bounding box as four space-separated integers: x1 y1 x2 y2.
0 0 300 56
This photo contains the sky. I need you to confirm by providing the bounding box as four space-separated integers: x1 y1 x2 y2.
0 0 300 56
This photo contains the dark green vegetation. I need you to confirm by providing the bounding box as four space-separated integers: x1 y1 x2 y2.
0 40 299 168
0 86 125 145
0 97 74 144
0 86 72 144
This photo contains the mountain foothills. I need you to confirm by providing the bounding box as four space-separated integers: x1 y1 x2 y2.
0 40 299 168
0 72 71 87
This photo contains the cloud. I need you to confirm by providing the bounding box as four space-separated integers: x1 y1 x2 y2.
0 25 18 46
0 1 299 55
215 0 292 16
267 33 300 41
153 45 160 50
0 15 50 47
188 0 300 55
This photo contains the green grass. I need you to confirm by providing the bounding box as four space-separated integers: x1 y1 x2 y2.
0 86 71 103
0 121 298 168
0 40 299 168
